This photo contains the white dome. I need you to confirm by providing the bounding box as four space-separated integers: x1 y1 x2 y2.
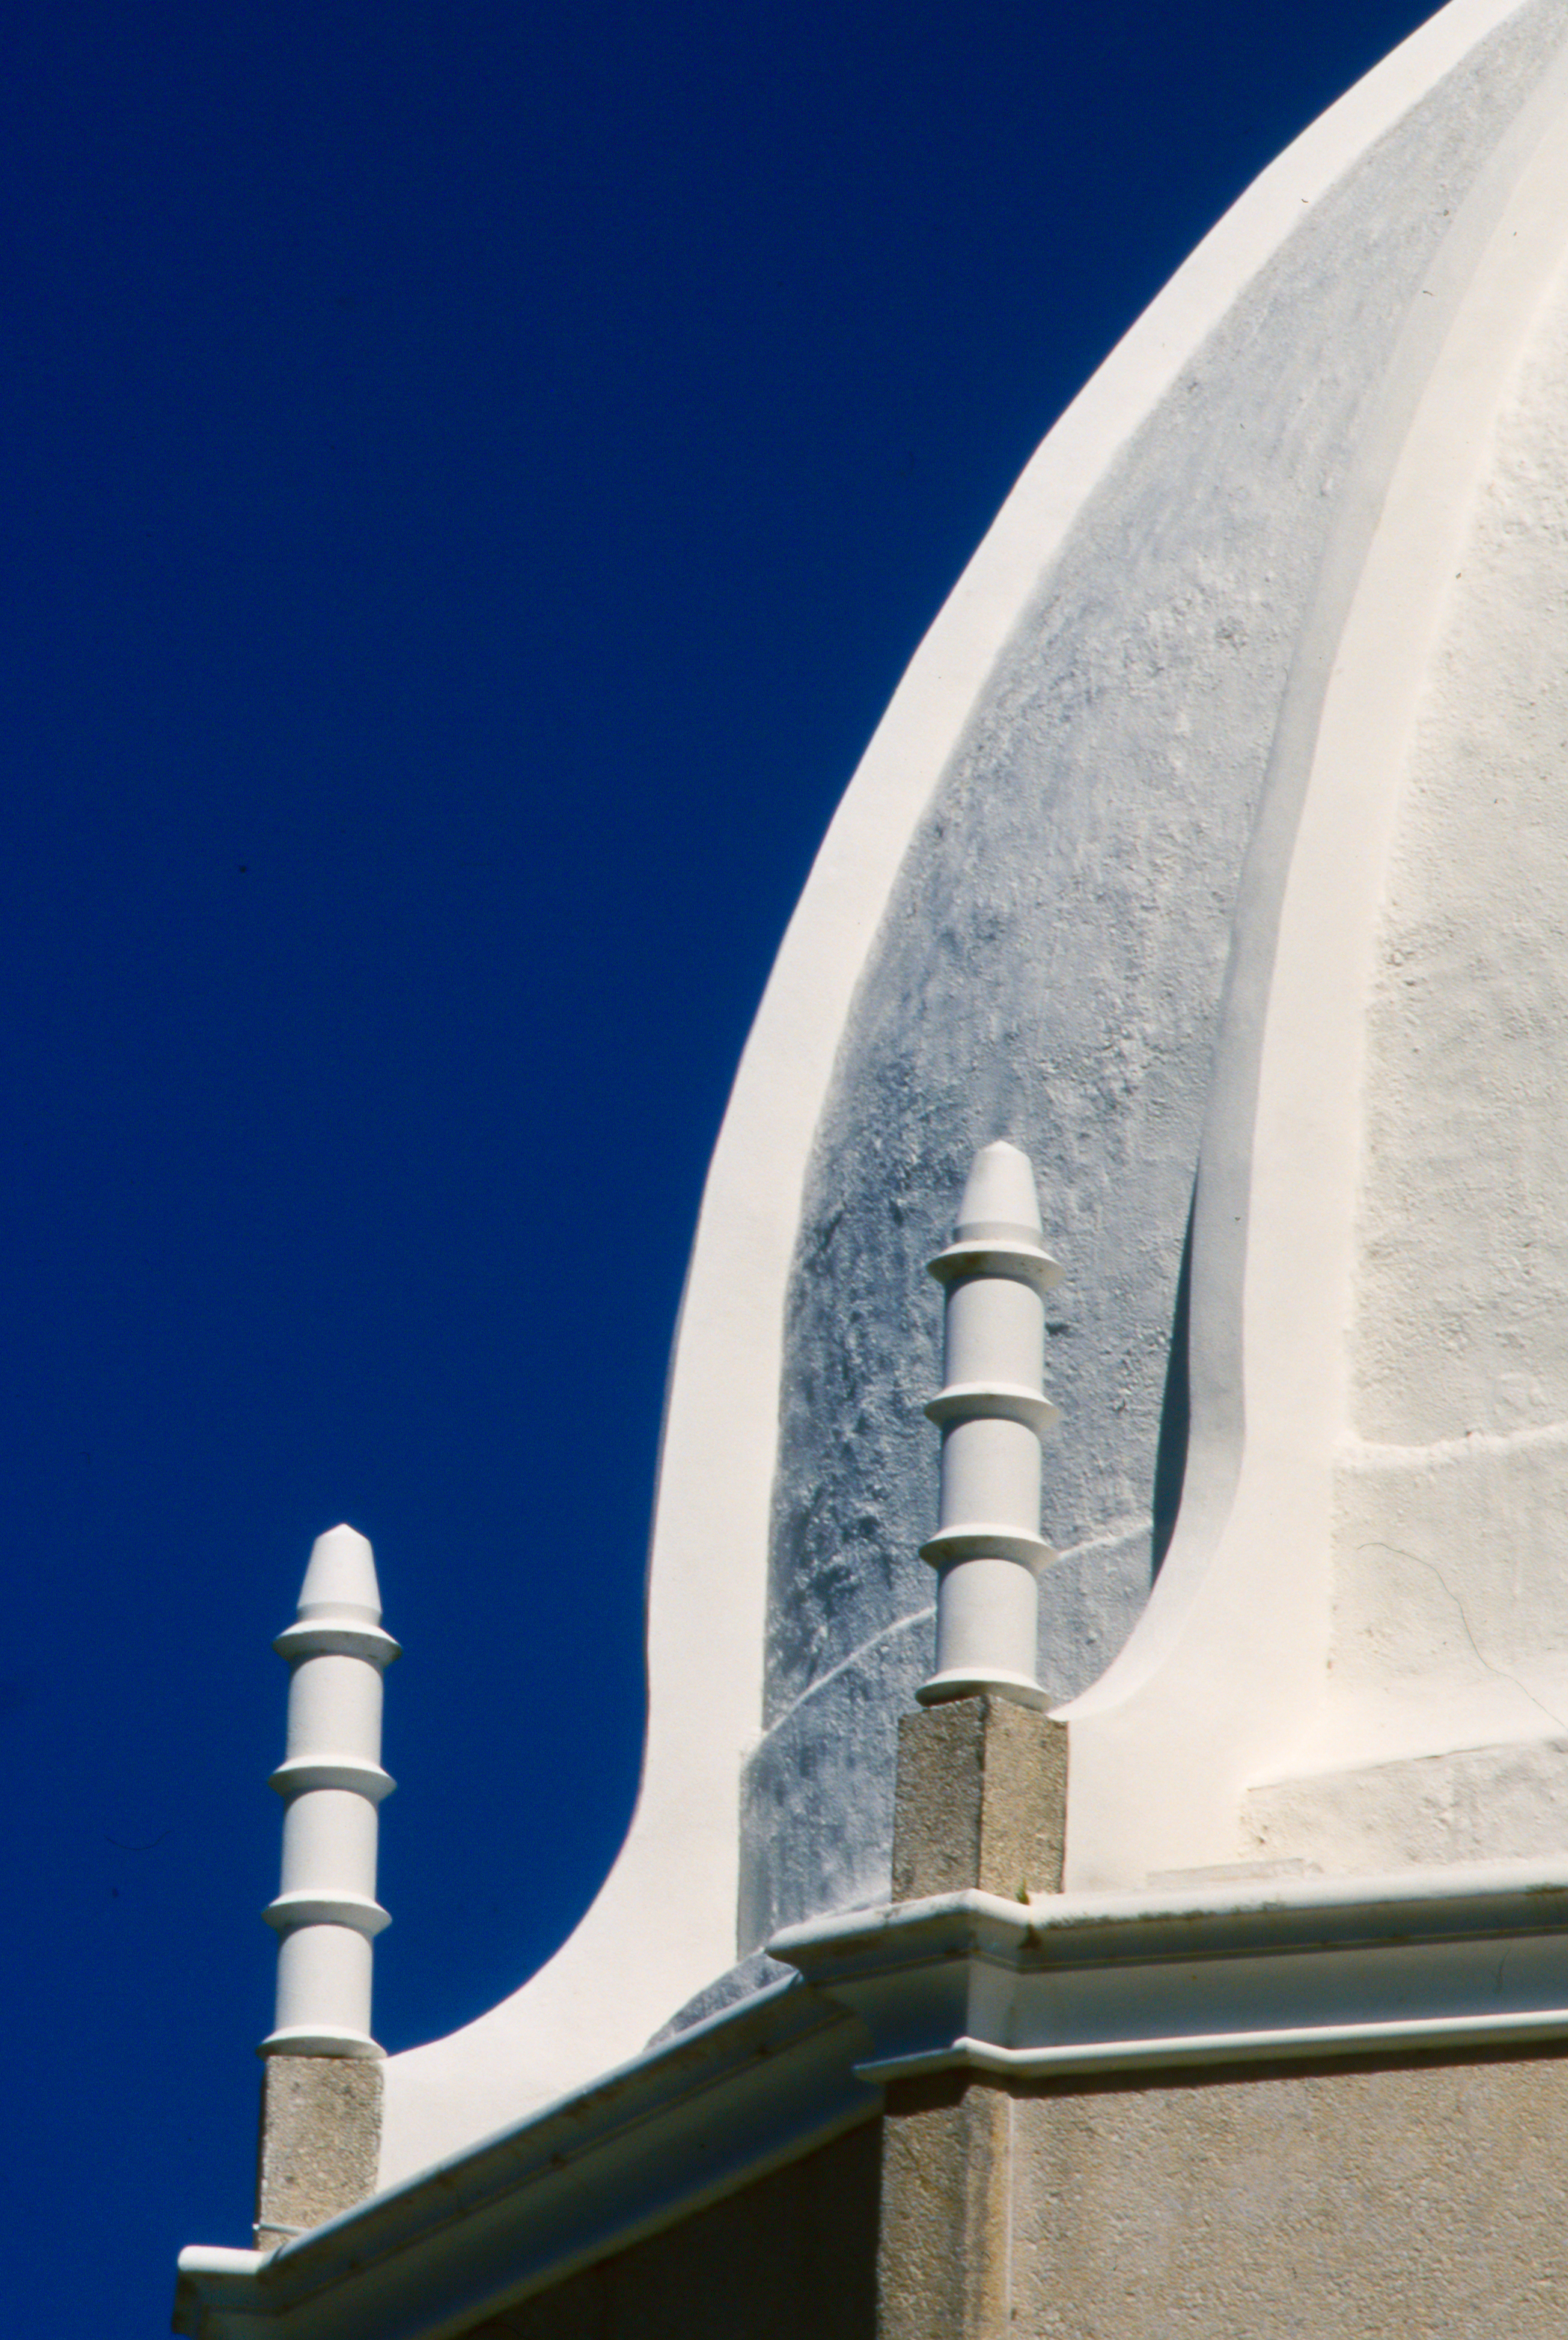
378 0 1568 2186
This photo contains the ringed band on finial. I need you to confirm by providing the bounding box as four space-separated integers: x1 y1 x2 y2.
917 1142 1061 1712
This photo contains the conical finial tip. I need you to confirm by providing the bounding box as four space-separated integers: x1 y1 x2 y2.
955 1140 1043 1237
297 1523 382 1621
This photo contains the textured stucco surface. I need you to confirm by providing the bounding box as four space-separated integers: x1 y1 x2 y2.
1352 244 1568 1449
1007 2054 1568 2336
879 2077 1010 2340
739 0 1568 1950
254 2054 382 2246
1249 225 1568 1868
890 1696 1065 1903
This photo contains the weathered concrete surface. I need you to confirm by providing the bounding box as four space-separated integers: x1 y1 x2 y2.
1009 2051 1568 2337
643 1947 795 2047
890 1696 1065 1903
254 2055 383 2249
878 2051 1568 2339
1247 1732 1568 1872
740 1610 934 1950
461 2121 878 2340
878 2075 1010 2340
743 0 1568 1947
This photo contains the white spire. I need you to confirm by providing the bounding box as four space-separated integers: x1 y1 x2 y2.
261 1526 399 2058
918 1143 1061 1709
953 1138 1044 1237
295 1522 385 1620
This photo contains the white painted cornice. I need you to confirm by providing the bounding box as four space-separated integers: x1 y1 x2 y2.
176 1854 1568 2338
771 1862 1568 2083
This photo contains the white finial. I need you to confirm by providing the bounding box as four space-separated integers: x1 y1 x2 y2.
918 1143 1061 1709
296 1523 385 1620
954 1139 1044 1237
261 1526 399 2058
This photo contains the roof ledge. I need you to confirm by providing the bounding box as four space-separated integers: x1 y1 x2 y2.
768 1857 1568 2083
173 1977 873 2340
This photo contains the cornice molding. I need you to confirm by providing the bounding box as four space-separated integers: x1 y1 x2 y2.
770 1859 1568 2082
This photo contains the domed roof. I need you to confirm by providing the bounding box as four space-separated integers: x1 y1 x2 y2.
379 0 1568 2186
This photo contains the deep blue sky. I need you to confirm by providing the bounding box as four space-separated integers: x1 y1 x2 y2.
1 1 1439 2326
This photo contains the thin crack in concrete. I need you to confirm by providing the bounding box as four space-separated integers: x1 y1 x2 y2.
1356 1540 1568 1738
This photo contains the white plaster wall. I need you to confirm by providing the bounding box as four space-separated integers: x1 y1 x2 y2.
1066 14 1568 1891
1247 246 1568 1868
377 0 1568 2185
1354 259 1568 1458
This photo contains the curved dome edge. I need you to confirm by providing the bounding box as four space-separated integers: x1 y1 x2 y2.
375 0 1540 2190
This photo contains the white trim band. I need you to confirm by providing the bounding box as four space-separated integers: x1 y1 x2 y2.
771 1861 1568 2083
